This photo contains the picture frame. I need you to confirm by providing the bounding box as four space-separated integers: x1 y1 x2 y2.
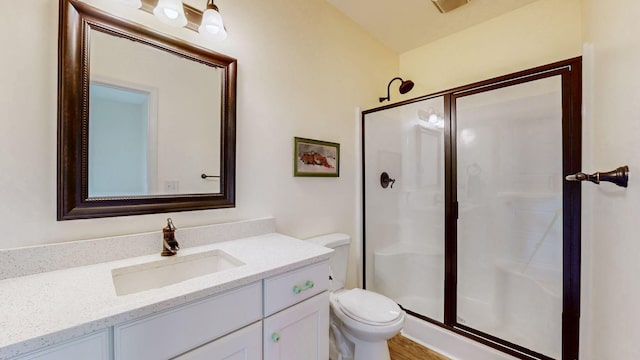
294 137 340 177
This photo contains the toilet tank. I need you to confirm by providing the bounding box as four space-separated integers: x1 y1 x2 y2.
306 233 351 289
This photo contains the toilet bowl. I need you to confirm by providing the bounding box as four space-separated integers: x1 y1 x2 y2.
307 234 405 360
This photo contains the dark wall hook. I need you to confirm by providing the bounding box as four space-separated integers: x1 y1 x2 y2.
201 173 221 179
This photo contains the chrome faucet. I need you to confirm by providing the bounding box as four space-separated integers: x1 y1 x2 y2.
161 218 180 256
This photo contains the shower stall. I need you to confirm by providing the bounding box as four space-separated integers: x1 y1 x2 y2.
362 59 582 360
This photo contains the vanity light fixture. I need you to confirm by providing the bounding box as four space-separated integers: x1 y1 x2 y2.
153 0 188 27
115 0 229 39
379 77 415 102
431 0 471 14
199 0 228 40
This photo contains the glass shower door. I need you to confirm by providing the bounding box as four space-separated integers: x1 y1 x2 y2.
363 96 446 322
455 75 564 358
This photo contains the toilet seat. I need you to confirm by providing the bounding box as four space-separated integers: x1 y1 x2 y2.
335 288 402 326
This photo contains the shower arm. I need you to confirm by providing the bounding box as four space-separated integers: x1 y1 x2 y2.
380 77 403 102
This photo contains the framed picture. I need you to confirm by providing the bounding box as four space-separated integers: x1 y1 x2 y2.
294 137 340 177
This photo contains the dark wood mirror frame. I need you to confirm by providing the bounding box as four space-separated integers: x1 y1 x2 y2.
58 0 237 220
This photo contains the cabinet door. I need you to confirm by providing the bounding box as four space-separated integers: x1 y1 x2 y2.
16 330 109 360
174 322 262 360
263 292 329 360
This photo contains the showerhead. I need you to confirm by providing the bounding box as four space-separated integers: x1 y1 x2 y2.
379 77 415 102
399 80 414 94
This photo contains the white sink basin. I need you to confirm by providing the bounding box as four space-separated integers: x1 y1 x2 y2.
112 250 244 296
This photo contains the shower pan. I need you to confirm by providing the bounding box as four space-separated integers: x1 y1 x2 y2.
362 58 582 360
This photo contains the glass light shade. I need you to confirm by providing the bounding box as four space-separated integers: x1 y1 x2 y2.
117 0 142 8
198 8 228 40
153 0 188 27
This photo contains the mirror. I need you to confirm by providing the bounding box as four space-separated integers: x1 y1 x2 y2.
58 0 237 220
88 30 222 197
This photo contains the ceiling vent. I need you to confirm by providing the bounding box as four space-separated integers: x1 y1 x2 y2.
431 0 471 13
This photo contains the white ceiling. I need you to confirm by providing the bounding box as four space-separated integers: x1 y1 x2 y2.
325 0 541 53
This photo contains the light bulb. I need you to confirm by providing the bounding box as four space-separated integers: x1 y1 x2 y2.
153 0 187 27
163 8 179 20
205 25 220 34
199 6 227 40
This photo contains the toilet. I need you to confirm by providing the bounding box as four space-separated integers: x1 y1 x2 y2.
307 233 405 360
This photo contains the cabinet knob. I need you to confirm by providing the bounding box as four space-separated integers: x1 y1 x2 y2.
292 280 314 294
271 332 280 343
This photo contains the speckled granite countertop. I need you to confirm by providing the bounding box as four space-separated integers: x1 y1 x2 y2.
0 232 332 359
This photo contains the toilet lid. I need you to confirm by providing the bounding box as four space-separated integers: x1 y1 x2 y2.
336 288 402 325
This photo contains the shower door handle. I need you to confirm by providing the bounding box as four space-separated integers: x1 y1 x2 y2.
565 165 629 188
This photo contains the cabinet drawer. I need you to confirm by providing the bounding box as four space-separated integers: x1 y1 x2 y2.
264 262 329 316
173 321 262 360
16 329 109 360
114 282 262 360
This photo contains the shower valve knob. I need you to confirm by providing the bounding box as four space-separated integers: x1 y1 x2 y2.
380 172 396 189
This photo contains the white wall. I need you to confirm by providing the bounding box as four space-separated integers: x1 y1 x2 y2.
0 0 397 293
582 0 640 358
399 0 583 96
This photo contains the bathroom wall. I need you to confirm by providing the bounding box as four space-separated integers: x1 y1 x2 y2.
398 0 583 96
581 0 640 358
0 0 397 290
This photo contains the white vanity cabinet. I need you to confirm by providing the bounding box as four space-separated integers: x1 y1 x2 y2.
14 330 109 360
0 227 339 360
174 322 262 360
7 260 331 360
263 262 330 360
112 261 330 360
114 282 262 360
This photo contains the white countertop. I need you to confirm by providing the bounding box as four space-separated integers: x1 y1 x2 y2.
0 233 332 359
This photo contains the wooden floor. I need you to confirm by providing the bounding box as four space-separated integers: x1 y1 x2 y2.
388 334 451 360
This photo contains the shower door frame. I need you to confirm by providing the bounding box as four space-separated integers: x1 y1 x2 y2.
362 57 582 360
